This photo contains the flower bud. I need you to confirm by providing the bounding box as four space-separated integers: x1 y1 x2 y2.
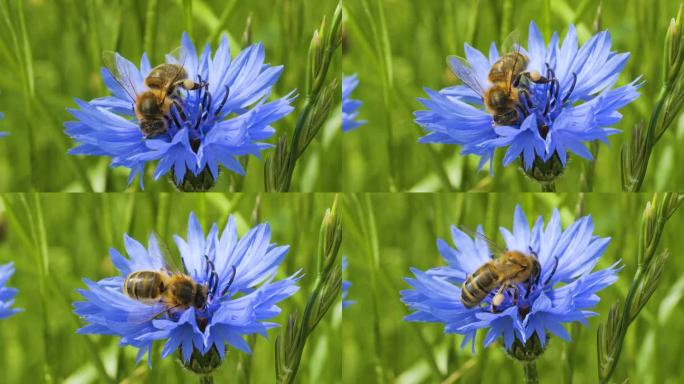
177 346 223 376
506 333 548 362
172 166 217 192
522 153 565 187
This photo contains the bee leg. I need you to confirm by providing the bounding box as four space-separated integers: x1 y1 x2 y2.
490 284 507 312
172 99 187 122
528 246 538 258
513 73 523 87
167 108 182 130
562 73 578 103
510 285 519 305
214 86 230 117
543 256 560 287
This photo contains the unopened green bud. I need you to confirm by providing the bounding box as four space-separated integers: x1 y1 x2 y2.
522 152 565 188
328 3 343 49
177 346 223 376
171 166 217 192
506 333 548 362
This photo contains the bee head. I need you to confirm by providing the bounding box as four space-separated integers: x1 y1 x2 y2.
529 258 541 285
194 284 209 309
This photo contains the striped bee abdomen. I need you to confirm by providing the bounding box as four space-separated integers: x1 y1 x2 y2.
123 271 164 304
461 263 500 308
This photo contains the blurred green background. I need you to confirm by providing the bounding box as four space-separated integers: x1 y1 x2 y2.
343 193 684 383
0 193 341 383
0 0 340 192
342 0 684 192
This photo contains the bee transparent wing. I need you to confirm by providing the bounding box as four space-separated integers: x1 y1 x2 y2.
447 56 486 96
457 225 507 256
148 232 185 275
126 302 167 325
501 30 522 55
102 51 141 103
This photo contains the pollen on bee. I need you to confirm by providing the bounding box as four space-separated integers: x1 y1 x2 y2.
492 292 505 307
529 70 542 82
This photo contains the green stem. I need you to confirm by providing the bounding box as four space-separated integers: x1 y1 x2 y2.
523 361 539 384
541 182 556 192
199 374 214 384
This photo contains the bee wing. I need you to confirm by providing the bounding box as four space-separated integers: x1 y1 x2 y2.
148 232 186 275
457 225 507 256
447 56 486 96
126 302 167 325
102 51 142 102
501 30 522 55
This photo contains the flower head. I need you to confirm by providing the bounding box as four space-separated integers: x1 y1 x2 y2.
0 262 20 319
416 21 640 179
74 212 300 367
401 205 619 354
342 74 366 132
66 33 295 190
342 256 354 308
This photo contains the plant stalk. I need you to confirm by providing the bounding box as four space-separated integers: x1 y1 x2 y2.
523 361 539 384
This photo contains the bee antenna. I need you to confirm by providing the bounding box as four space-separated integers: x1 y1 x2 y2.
221 266 237 297
528 246 538 258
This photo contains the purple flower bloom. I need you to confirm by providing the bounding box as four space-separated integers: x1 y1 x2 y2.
66 33 295 188
401 205 619 351
342 74 366 132
0 262 20 319
74 212 300 365
415 21 640 172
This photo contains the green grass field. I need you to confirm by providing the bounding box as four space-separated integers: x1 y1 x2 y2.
2 0 684 383
342 0 684 192
0 0 340 192
0 193 341 383
342 193 684 383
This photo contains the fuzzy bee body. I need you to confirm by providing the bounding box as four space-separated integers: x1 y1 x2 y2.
461 262 502 308
461 250 541 309
103 53 207 138
484 52 531 126
123 270 208 310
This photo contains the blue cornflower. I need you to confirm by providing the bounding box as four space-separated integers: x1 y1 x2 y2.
342 256 354 309
416 21 640 178
401 205 619 353
66 33 295 189
74 212 301 366
0 262 20 319
342 74 366 132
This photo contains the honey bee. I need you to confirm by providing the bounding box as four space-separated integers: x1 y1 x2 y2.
448 40 549 126
103 50 207 138
457 227 555 310
124 270 209 310
122 235 236 318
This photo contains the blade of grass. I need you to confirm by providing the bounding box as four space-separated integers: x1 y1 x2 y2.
143 0 159 57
